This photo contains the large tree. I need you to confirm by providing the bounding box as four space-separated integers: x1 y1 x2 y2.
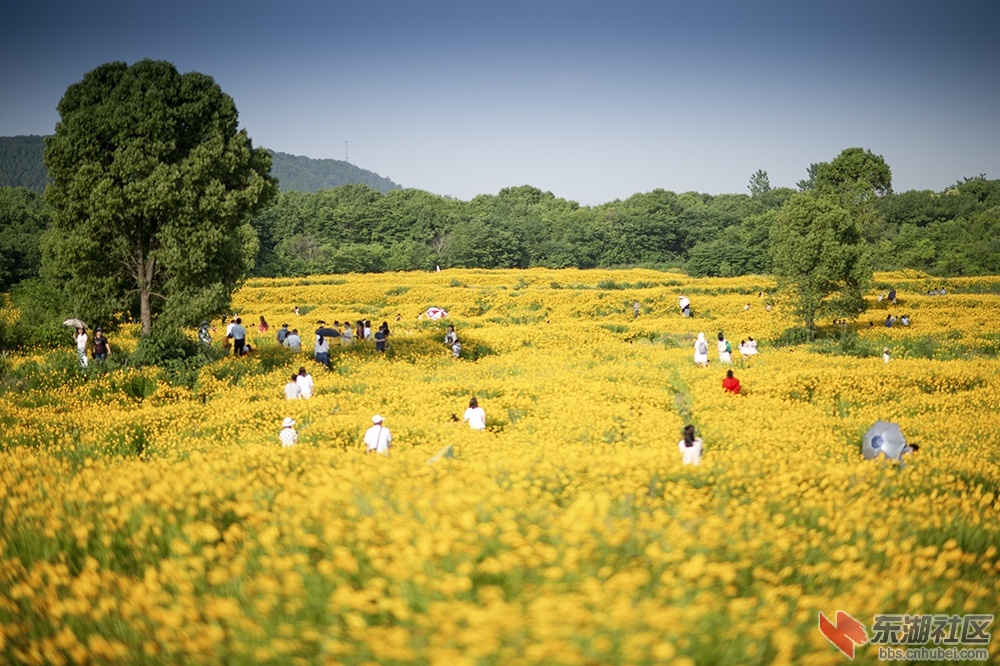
42 60 277 334
770 192 871 334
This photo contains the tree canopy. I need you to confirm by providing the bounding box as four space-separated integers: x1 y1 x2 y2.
42 60 277 334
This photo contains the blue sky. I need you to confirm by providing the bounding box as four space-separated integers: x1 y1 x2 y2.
3 0 998 205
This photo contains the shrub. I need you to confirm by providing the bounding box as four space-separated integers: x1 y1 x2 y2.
774 327 812 347
131 326 201 367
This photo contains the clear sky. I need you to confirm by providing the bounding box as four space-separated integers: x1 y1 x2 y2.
3 0 998 205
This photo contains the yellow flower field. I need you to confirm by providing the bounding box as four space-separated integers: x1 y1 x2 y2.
1 268 998 665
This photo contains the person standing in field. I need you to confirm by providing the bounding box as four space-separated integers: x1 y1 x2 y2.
633 300 640 319
284 373 302 400
678 425 703 466
92 328 112 361
276 322 289 345
463 396 487 431
279 417 298 448
296 366 314 399
883 347 891 364
694 332 709 367
341 320 354 346
230 317 246 356
314 334 330 367
717 332 732 364
374 325 388 353
75 326 88 369
258 315 269 334
364 415 392 455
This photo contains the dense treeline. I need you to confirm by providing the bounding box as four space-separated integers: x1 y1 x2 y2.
1 151 999 299
246 176 1000 278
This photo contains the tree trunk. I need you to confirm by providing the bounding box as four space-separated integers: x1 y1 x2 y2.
138 254 156 335
140 288 153 335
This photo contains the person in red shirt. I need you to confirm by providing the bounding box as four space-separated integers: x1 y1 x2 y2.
722 369 741 394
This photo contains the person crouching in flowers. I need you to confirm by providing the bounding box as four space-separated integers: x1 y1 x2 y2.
279 417 298 448
463 396 487 431
678 425 703 465
722 369 741 394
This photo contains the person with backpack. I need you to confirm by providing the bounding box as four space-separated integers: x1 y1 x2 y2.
717 332 732 364
693 332 709 367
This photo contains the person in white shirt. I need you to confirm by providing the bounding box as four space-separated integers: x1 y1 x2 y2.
717 332 732 364
296 366 314 399
364 415 392 455
463 397 487 431
279 417 298 447
693 332 709 367
284 373 302 400
314 334 330 366
75 327 88 369
341 321 354 346
283 329 302 352
678 425 703 466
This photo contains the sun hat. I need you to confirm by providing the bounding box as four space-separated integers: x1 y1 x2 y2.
282 417 296 428
372 414 384 424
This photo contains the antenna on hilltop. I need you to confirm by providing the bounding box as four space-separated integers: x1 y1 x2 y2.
345 141 348 162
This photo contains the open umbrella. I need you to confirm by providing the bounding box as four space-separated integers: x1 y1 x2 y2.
863 420 907 461
315 326 338 337
425 307 448 320
63 318 87 330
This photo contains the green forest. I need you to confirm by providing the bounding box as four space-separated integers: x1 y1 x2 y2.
1 135 999 298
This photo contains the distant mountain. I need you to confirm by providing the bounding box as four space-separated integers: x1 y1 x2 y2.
0 136 48 192
268 151 401 194
0 135 401 194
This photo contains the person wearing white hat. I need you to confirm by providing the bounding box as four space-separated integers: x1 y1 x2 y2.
279 417 298 448
364 414 392 455
693 332 709 367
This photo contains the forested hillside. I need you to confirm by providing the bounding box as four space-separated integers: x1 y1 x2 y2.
0 136 400 195
0 136 49 192
269 151 400 194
